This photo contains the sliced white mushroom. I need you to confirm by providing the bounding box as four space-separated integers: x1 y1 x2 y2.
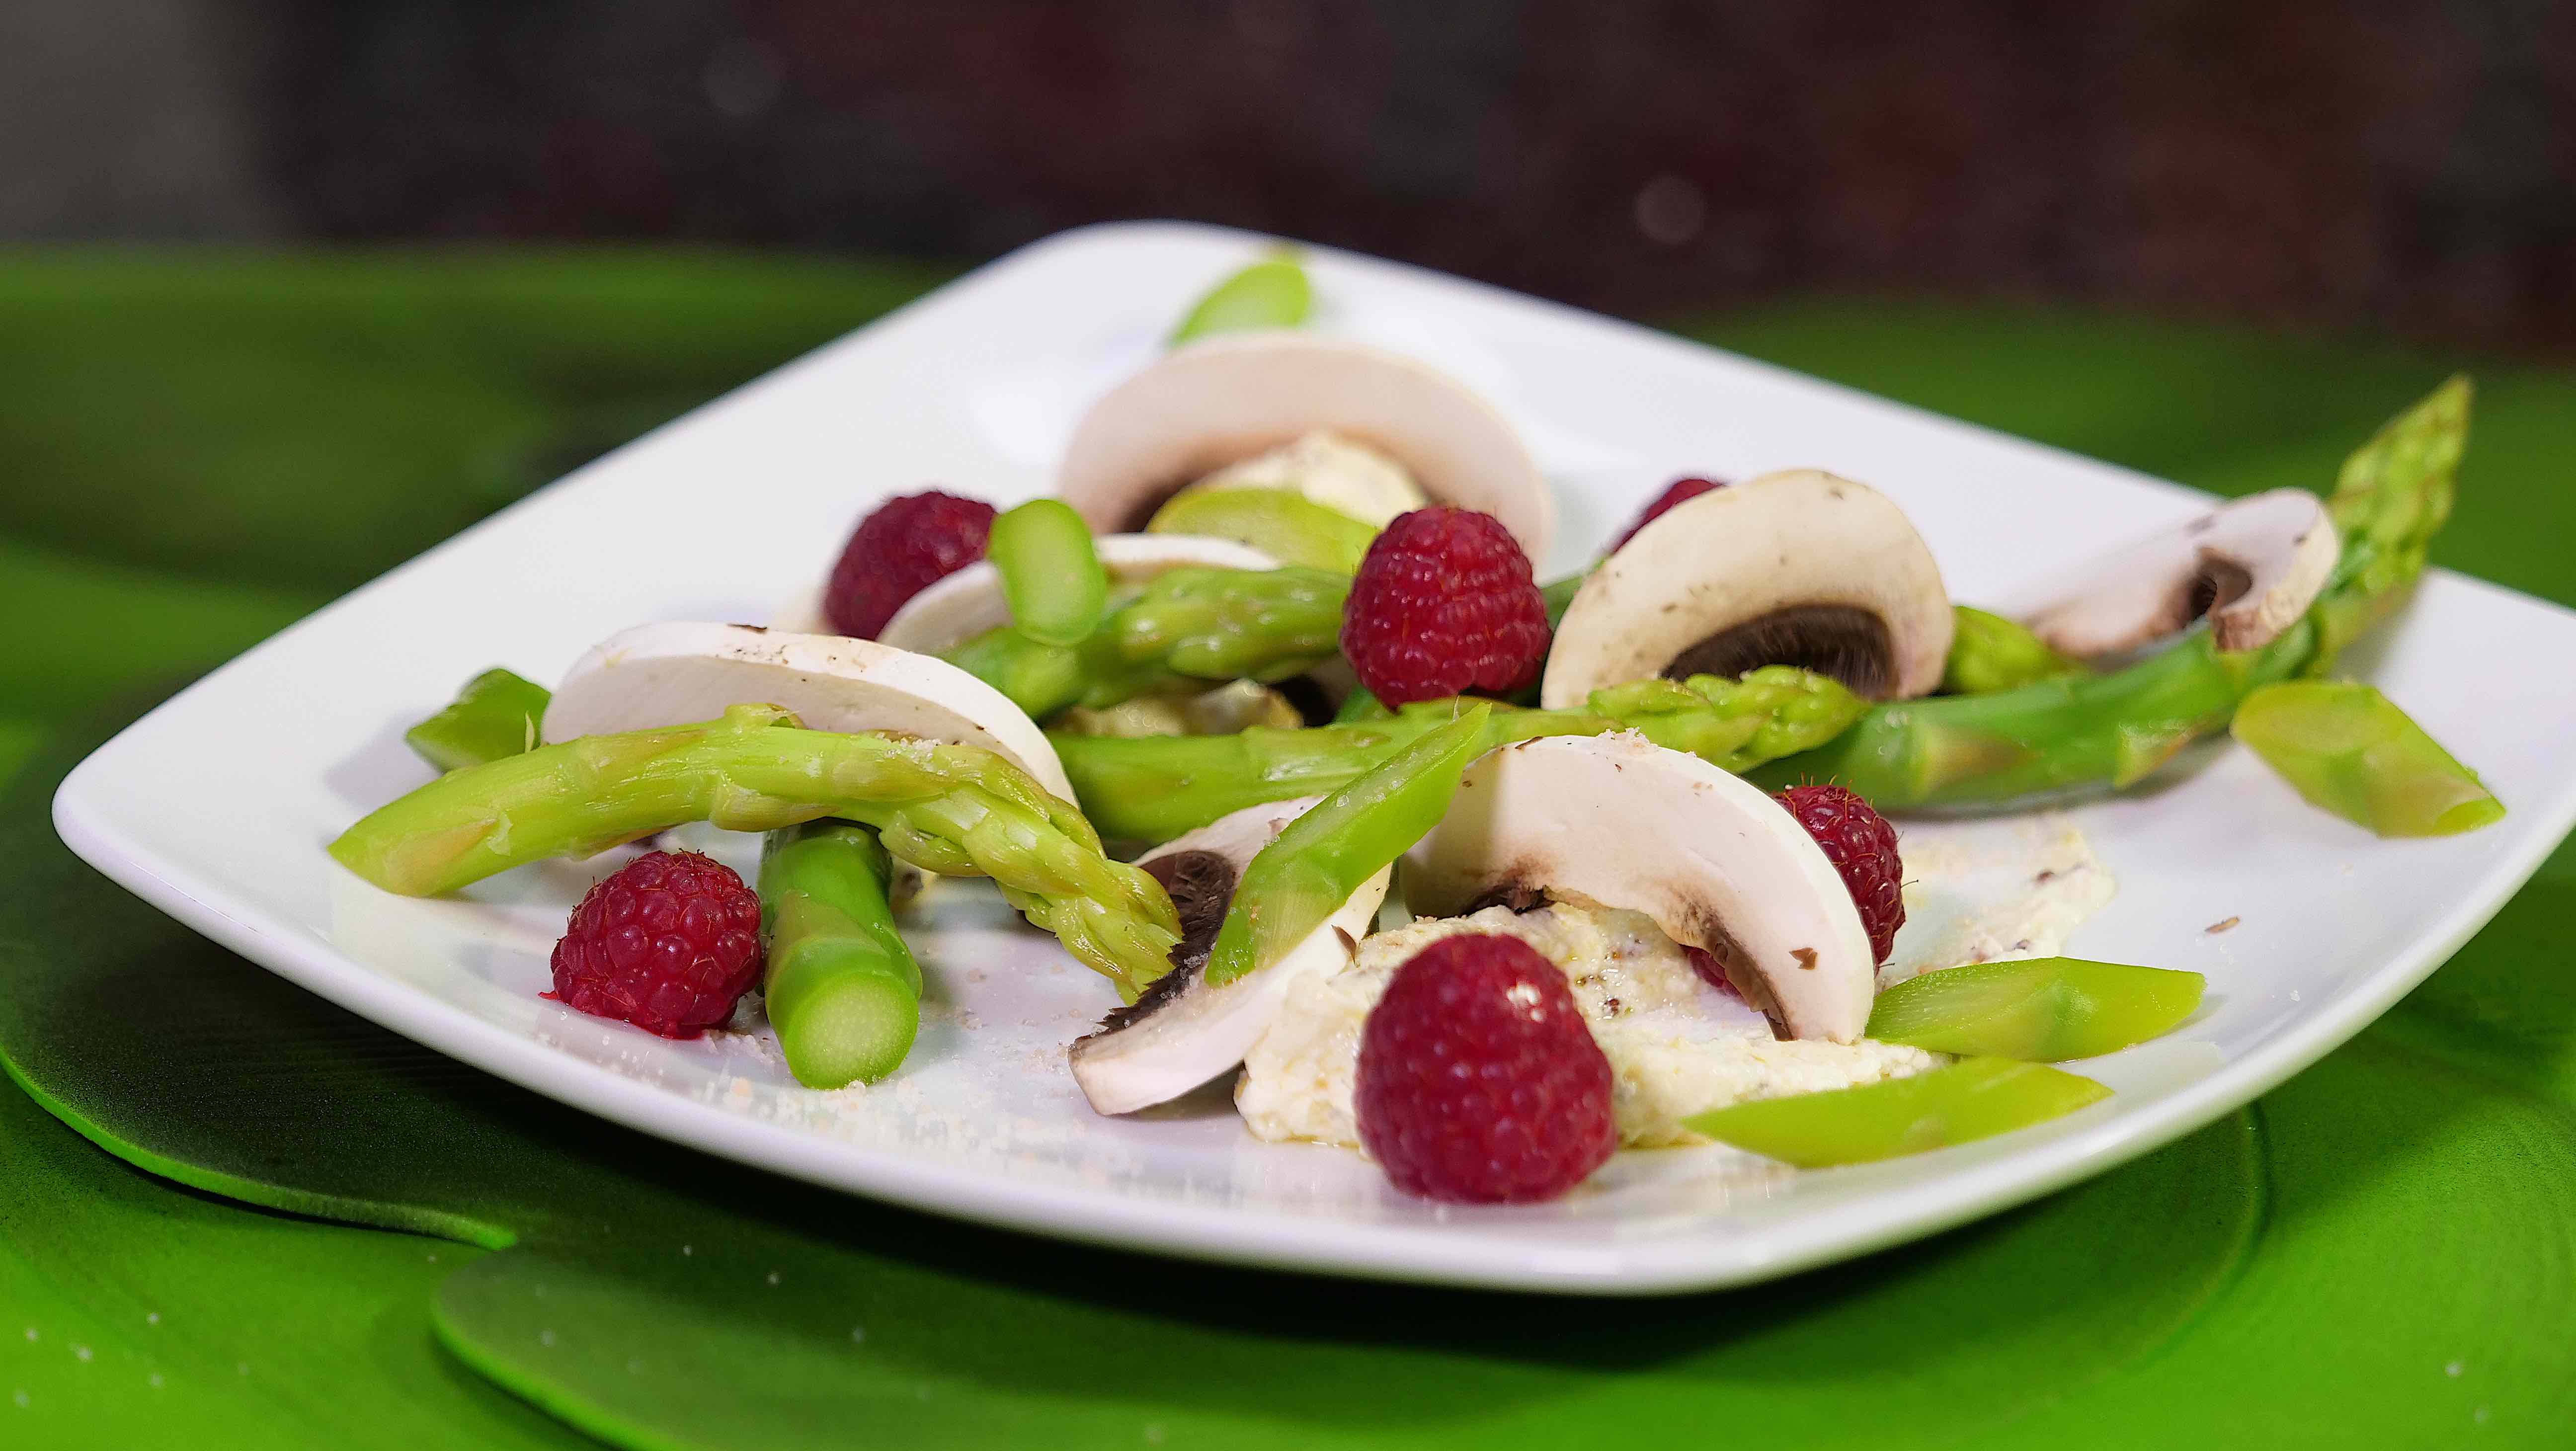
873 532 1277 657
1541 470 1952 708
1056 330 1554 560
1069 798 1391 1115
1406 733 1876 1042
2012 489 2339 658
542 622 1074 802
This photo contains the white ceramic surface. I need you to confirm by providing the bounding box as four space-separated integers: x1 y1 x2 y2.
52 222 2576 1294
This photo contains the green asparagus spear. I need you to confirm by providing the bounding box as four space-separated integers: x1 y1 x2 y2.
2313 375 2468 664
1169 254 1311 345
1539 571 1587 631
404 668 550 772
987 498 1109 646
1052 667 1866 843
1866 958 2204 1060
1333 686 1391 723
330 704 1180 995
1942 606 2083 695
1146 487 1379 573
760 822 922 1087
2231 680 2504 836
1682 1058 2110 1166
1205 705 1489 987
943 565 1347 720
1755 377 2470 807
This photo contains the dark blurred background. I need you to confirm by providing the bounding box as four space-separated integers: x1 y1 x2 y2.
10 0 2572 353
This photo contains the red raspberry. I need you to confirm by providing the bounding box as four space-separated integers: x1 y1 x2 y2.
1610 476 1724 554
823 490 995 639
1356 935 1616 1203
1339 507 1550 707
1773 784 1905 963
1682 944 1743 1000
549 851 766 1038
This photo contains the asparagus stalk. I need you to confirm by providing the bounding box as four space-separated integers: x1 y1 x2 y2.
404 667 549 772
1754 376 2471 807
944 565 1348 720
330 704 1180 995
1052 666 1867 843
760 822 922 1087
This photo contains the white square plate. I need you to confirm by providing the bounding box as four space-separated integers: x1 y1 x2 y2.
53 223 2576 1293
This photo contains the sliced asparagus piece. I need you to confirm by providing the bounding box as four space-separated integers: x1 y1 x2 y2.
1682 1057 2110 1167
1866 958 2204 1060
1169 254 1310 346
987 498 1109 647
1146 487 1377 573
330 705 1180 996
760 822 922 1087
2232 680 2504 836
1205 704 1488 988
405 668 549 772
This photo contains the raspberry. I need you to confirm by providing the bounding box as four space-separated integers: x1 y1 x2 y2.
1609 476 1724 554
1682 944 1743 1000
549 851 766 1038
1339 507 1550 707
823 490 995 639
1773 783 1905 963
1355 934 1616 1203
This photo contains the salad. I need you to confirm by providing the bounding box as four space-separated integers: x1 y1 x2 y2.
337 255 2496 1206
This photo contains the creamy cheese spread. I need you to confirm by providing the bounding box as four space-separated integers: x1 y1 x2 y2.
1238 816 2120 1152
1237 901 1943 1149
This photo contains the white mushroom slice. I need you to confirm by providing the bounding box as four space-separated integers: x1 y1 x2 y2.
874 533 1277 657
1070 798 1391 1115
1541 470 1952 707
1406 733 1875 1042
2014 489 2339 657
542 622 1074 803
1056 330 1554 560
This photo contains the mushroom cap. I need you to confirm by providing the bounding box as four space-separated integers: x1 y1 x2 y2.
1069 797 1392 1115
1055 330 1554 560
2013 488 2339 657
1405 732 1876 1042
1540 470 1952 708
873 533 1276 657
542 622 1074 802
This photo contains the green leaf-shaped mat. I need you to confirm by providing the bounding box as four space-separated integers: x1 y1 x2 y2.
8 692 2575 1449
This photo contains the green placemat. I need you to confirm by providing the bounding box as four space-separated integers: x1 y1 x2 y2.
2 252 2571 1448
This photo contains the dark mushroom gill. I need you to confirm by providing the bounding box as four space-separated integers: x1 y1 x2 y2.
1662 603 1897 698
